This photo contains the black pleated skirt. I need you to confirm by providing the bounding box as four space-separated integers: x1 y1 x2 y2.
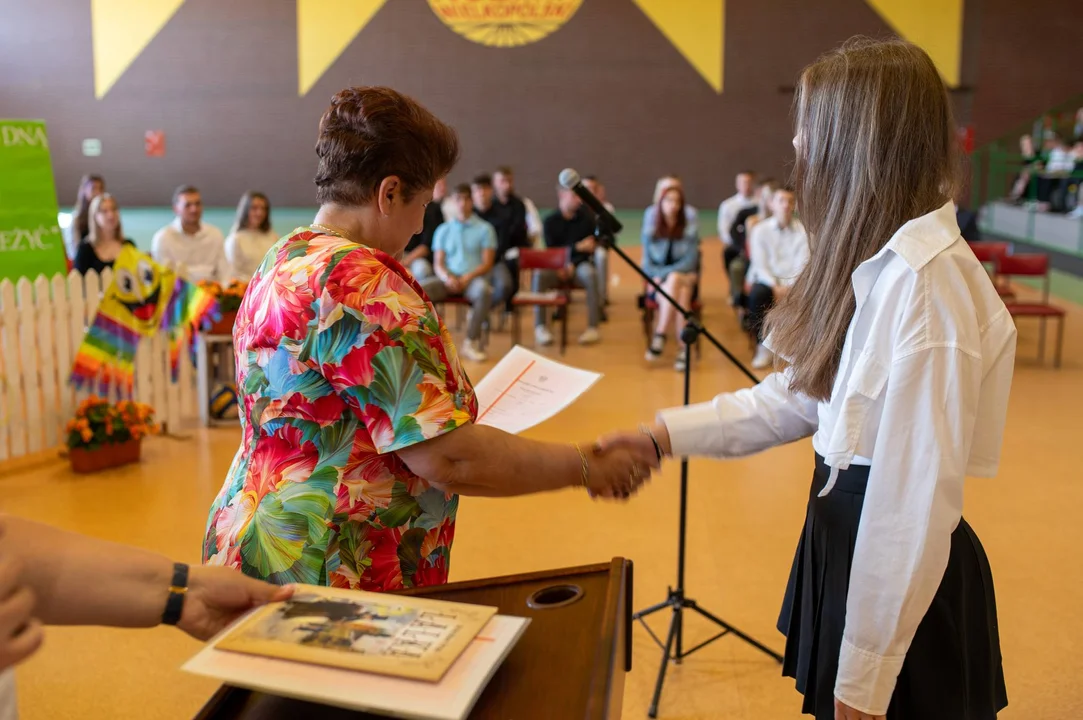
777 456 1009 719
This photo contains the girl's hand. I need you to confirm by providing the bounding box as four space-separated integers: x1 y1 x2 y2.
834 698 885 720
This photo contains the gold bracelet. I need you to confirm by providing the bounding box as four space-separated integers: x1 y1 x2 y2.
573 443 590 489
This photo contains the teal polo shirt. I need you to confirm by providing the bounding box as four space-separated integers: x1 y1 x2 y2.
432 215 497 276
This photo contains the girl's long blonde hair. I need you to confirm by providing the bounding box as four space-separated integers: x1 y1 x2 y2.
766 38 960 401
87 193 123 245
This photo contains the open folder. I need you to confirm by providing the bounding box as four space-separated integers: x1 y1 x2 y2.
183 585 530 720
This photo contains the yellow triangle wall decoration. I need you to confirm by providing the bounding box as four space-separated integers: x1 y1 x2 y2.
92 0 186 99
864 0 964 86
631 0 724 93
297 0 390 97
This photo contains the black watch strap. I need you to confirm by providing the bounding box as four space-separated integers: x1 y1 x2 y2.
161 562 189 626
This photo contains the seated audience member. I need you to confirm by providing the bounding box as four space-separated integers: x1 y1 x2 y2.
151 185 230 283
582 175 616 308
1035 135 1073 211
73 193 135 275
642 185 700 371
535 187 602 346
473 173 529 311
421 184 498 362
1008 133 1041 203
717 170 758 280
494 166 542 244
1046 135 1075 174
643 176 698 235
225 191 277 281
727 178 779 307
0 513 293 715
745 186 809 369
67 174 105 259
403 176 446 280
1045 136 1079 212
1070 141 1083 218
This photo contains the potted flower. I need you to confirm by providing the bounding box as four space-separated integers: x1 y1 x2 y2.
200 280 248 335
66 397 159 473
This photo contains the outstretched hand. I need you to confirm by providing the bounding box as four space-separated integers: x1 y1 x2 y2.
581 424 669 501
595 422 672 465
178 566 294 641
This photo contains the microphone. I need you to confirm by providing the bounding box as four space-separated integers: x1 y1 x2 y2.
558 168 623 234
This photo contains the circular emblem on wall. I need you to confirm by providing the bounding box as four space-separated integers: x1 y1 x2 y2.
427 0 585 48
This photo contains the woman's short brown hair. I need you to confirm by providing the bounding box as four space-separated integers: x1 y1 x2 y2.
314 86 460 206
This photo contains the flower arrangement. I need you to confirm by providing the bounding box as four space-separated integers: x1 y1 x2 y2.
198 280 247 335
67 397 158 450
198 280 248 314
66 397 159 473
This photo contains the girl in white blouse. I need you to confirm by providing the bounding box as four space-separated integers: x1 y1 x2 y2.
225 191 278 281
601 39 1013 720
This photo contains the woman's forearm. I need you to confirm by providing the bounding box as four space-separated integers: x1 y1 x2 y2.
7 516 173 628
399 423 582 496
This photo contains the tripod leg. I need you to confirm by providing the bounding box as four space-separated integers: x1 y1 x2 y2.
632 597 674 620
647 606 680 718
688 603 784 663
674 603 683 664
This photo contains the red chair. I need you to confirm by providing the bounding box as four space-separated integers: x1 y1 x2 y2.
999 254 1066 368
967 241 1014 300
511 248 571 354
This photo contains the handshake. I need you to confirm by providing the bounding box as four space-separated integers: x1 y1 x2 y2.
581 423 673 501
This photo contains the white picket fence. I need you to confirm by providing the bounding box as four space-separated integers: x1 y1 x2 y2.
0 269 199 462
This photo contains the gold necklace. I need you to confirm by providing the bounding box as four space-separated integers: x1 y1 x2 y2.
311 221 353 240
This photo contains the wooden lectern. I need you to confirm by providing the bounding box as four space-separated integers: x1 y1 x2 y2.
194 558 632 720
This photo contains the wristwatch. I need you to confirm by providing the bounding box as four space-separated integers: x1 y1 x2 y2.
161 562 189 626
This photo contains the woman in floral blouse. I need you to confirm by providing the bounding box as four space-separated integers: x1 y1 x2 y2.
203 87 656 591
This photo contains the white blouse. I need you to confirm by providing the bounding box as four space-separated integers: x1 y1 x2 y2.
659 201 1016 715
225 228 279 281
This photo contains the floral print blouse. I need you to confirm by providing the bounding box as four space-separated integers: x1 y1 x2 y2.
203 228 476 591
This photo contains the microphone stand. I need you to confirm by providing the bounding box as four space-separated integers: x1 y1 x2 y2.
593 217 783 718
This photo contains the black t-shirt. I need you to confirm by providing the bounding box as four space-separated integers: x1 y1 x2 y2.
729 206 759 253
405 201 445 254
73 238 135 275
543 207 595 266
491 194 529 256
476 199 527 259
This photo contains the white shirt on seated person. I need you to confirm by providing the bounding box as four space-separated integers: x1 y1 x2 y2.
152 217 230 283
746 215 809 289
225 227 278 281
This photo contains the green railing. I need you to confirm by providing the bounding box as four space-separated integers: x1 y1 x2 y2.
969 94 1083 259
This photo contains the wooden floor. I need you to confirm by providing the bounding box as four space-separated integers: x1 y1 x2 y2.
4 239 1082 719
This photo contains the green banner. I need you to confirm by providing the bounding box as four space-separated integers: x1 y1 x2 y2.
0 120 67 282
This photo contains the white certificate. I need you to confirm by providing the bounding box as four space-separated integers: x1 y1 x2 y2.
472 346 602 435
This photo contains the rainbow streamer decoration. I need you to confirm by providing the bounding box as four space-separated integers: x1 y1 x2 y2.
162 276 219 380
70 247 218 397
